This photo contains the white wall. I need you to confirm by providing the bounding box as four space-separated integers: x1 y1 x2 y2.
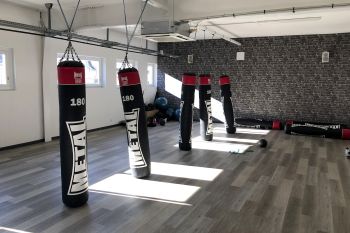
0 2 43 148
0 1 41 25
42 29 158 142
0 2 158 147
0 32 44 148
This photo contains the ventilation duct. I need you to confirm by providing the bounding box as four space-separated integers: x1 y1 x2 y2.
140 21 194 43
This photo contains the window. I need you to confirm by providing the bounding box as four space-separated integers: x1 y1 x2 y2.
57 54 104 87
147 63 157 86
0 48 15 90
116 59 138 86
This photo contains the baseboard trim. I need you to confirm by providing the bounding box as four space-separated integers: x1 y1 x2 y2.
0 139 45 151
0 123 125 151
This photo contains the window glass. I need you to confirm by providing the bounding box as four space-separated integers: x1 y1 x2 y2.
0 53 7 85
147 63 157 86
0 49 14 90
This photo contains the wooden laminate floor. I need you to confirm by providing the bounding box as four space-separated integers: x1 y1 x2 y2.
1 122 350 233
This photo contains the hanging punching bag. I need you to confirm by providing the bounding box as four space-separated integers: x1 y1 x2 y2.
179 73 196 151
219 75 236 134
199 74 213 141
57 60 88 208
118 67 151 178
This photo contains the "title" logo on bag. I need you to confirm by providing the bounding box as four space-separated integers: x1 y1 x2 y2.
125 109 147 168
205 100 213 135
66 117 88 195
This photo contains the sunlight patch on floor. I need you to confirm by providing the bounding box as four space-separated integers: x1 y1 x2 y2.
0 227 32 233
90 174 200 205
125 162 223 181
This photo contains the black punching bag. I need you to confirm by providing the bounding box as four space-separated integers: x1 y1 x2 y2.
118 67 151 178
199 74 213 141
285 120 350 139
57 60 88 208
220 75 236 134
179 73 196 151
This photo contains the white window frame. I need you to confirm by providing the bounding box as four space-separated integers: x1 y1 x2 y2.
147 63 157 86
57 54 105 88
116 59 138 87
0 48 15 91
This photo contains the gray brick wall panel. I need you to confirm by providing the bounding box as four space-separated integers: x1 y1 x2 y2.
157 34 350 124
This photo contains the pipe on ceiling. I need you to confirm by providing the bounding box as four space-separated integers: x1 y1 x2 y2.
181 3 350 23
0 19 177 58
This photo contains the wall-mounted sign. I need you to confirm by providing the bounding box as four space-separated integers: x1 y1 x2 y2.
236 52 245 61
188 54 193 64
322 51 329 63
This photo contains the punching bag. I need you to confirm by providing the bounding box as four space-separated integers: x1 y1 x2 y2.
199 74 213 141
285 120 350 139
57 60 88 208
219 75 236 134
235 118 282 130
179 73 196 151
118 67 151 178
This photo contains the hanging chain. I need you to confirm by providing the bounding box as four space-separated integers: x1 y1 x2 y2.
120 0 149 70
57 0 82 62
59 41 81 62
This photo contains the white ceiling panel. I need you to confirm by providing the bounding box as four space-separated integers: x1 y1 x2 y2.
2 0 350 38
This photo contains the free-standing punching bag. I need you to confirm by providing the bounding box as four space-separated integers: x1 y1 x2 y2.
199 74 213 141
118 67 151 178
219 75 236 134
179 73 196 151
57 59 89 208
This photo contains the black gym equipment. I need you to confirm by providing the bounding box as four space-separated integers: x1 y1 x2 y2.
179 73 196 151
199 74 213 141
285 120 350 139
229 138 268 154
158 118 166 126
57 59 89 208
118 67 151 178
235 118 282 130
147 117 157 127
258 139 268 148
219 75 236 134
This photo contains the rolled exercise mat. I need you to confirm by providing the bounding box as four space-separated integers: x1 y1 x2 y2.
199 74 213 141
58 60 89 207
118 67 151 178
179 73 196 150
235 118 282 130
284 120 350 139
219 75 236 134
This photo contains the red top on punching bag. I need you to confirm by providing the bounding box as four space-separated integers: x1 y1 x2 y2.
118 68 141 87
58 67 85 85
182 73 196 85
199 74 211 85
219 75 230 86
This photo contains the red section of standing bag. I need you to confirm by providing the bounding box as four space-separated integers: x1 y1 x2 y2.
219 76 230 85
199 75 211 85
182 74 196 85
272 120 281 130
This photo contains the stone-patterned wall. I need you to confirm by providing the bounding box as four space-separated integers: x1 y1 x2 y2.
157 34 350 124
